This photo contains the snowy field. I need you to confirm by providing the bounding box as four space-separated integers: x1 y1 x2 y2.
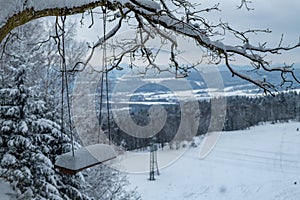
0 178 17 200
127 122 300 200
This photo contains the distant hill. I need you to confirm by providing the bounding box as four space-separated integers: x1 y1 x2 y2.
97 65 300 104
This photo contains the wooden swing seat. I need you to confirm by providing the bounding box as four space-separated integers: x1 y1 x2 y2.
54 144 116 175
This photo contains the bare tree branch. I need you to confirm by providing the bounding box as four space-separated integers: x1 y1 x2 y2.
237 0 254 11
0 0 300 93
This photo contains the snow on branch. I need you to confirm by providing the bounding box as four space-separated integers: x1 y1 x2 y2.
125 0 300 93
0 0 106 42
0 0 300 93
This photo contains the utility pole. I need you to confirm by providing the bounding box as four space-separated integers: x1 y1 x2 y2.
149 137 159 181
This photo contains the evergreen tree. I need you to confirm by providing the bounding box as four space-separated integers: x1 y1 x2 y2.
0 19 140 200
0 42 91 200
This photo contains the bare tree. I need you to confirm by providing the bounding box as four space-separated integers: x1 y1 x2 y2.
0 0 300 93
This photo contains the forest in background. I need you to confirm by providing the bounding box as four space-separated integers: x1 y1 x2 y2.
99 91 300 150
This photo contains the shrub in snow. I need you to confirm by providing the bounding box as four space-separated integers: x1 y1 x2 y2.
83 165 141 200
181 141 189 148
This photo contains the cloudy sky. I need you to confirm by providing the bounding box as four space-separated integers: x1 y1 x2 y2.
74 0 300 67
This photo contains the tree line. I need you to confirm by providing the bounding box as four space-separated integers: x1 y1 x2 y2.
100 92 300 150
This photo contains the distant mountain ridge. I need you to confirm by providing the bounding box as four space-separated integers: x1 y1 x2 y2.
101 65 300 104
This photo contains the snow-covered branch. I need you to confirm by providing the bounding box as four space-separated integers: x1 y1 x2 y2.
0 0 107 43
1 0 300 93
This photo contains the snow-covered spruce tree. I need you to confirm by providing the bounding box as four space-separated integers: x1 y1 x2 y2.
0 49 91 199
0 19 140 200
84 164 141 200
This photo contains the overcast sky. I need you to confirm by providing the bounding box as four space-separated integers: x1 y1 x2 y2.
75 0 300 67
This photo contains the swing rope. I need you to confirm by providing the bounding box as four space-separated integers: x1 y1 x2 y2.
65 60 75 157
103 8 111 145
97 9 105 143
54 10 117 175
58 19 66 156
59 15 75 157
98 6 111 144
60 55 65 155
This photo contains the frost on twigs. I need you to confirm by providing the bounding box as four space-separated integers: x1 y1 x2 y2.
0 0 300 93
237 0 254 11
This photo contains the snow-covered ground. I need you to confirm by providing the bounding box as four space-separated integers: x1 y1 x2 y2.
127 122 300 200
0 178 17 200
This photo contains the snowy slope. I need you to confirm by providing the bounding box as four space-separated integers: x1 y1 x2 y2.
0 179 17 200
127 122 300 200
